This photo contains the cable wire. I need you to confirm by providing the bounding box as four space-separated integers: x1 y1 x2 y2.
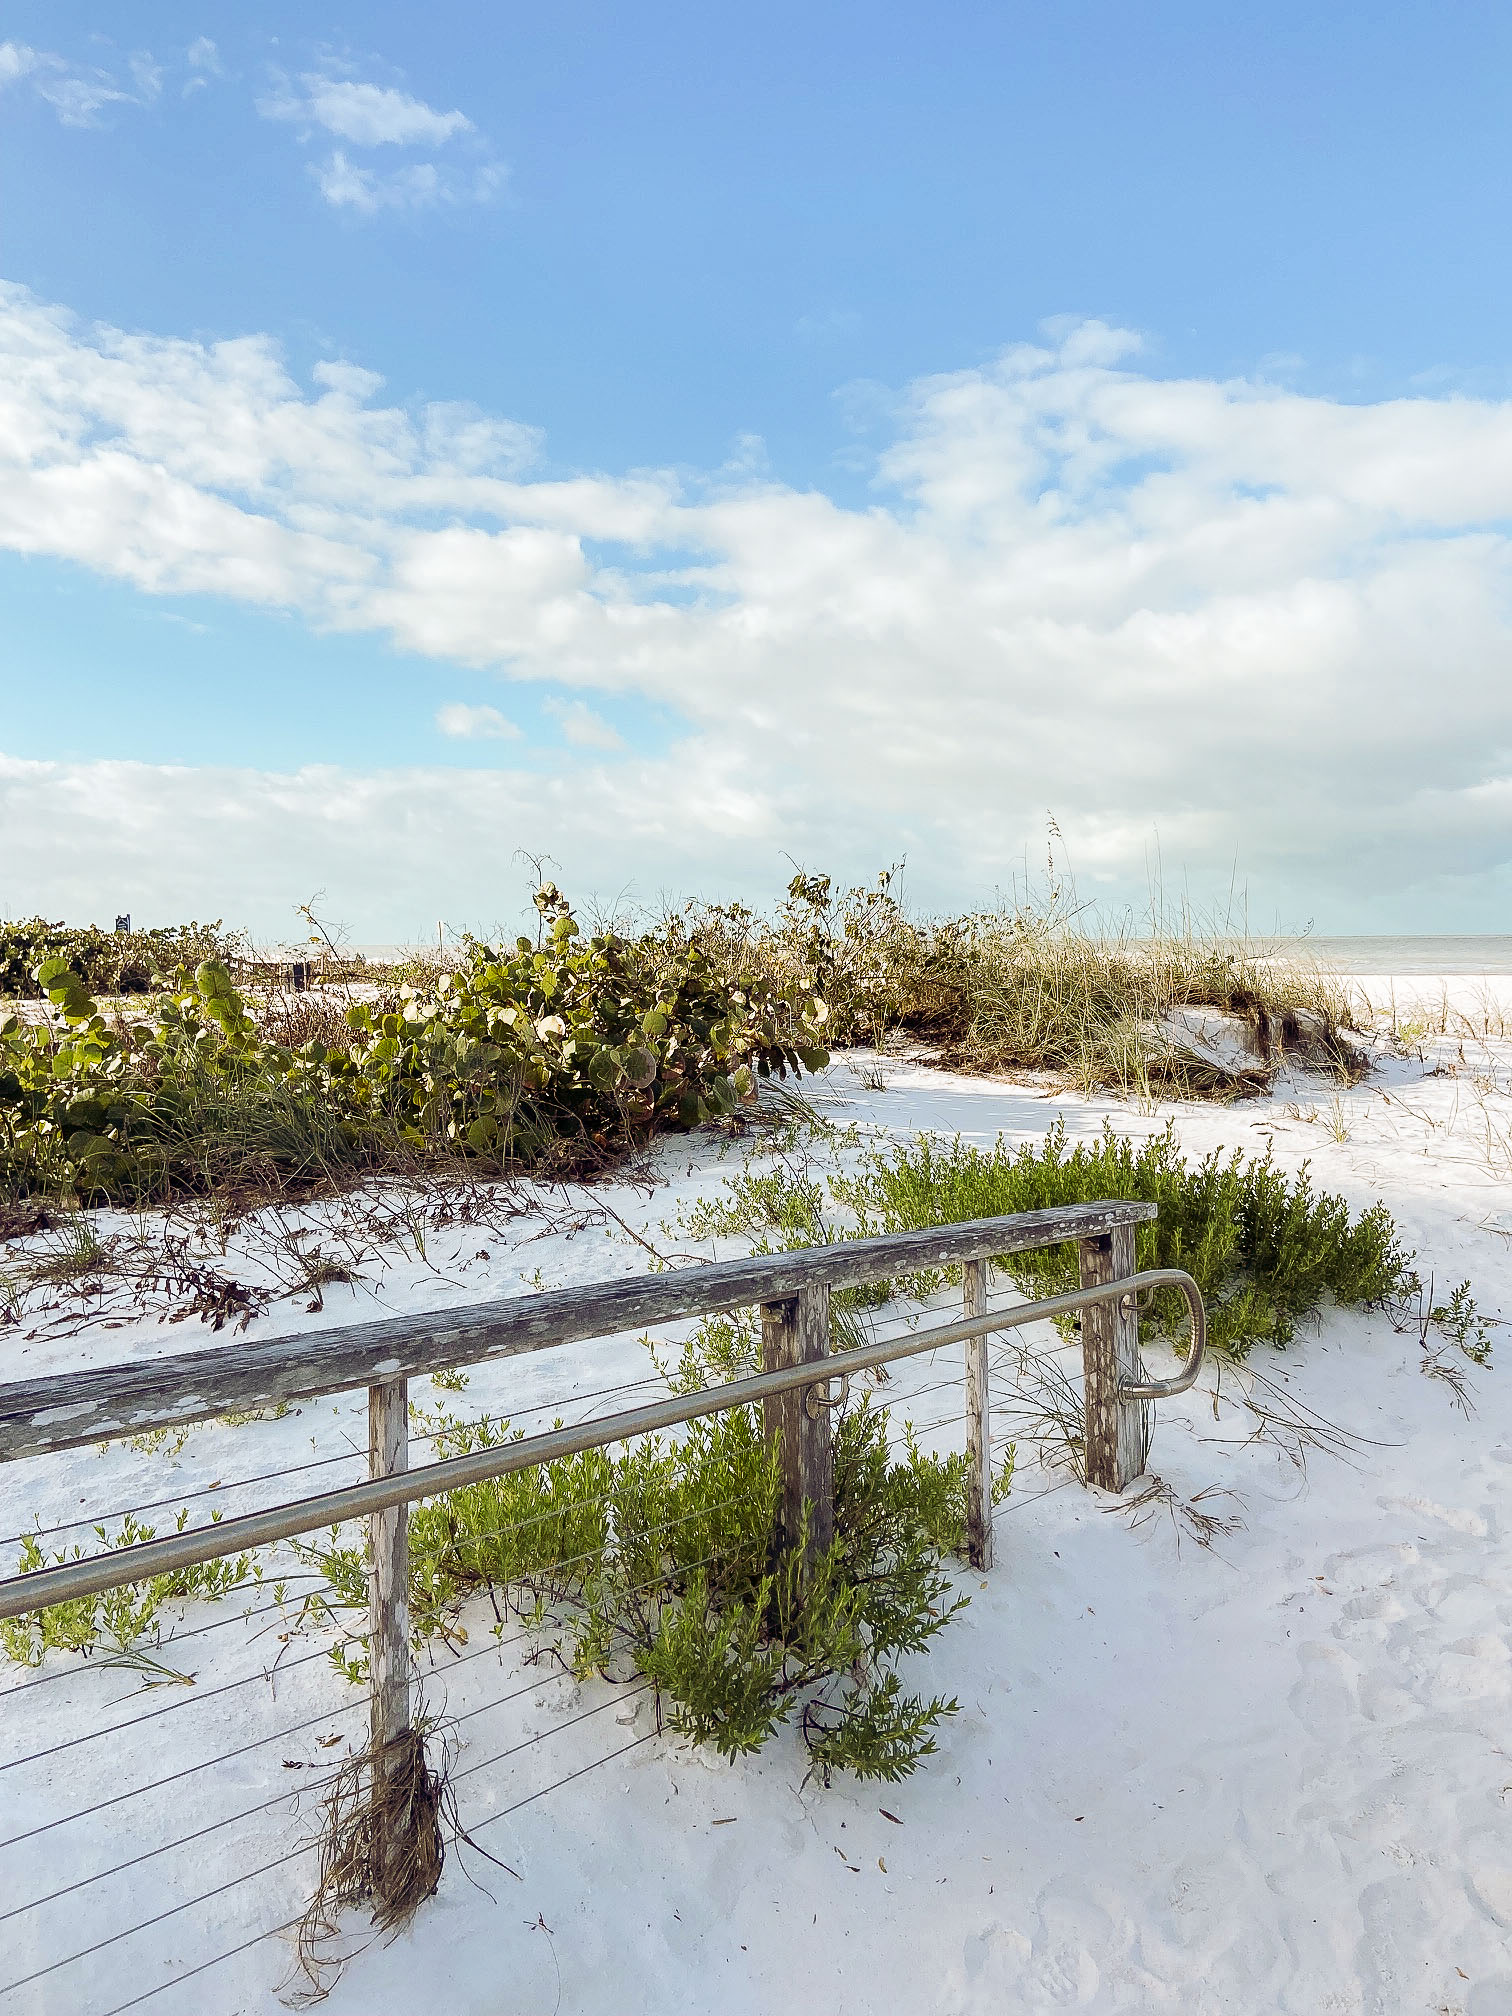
894 1371 968 1409
93 1913 304 2016
452 1681 655 1787
0 1492 753 1845
0 1636 356 1774
469 1727 659 1826
0 1690 370 1851
0 1762 344 1928
0 1576 338 1699
0 1369 674 1553
1 1839 317 1999
86 1725 664 2016
0 1453 367 1553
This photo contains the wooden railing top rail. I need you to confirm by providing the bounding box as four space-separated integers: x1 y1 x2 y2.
0 1201 1155 1462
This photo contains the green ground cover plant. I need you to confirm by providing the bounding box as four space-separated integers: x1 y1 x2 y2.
0 1513 265 1672
307 1398 968 1783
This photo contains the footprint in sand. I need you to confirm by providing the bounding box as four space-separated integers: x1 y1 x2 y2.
1429 1635 1512 1704
1380 1493 1490 1538
1465 1848 1512 1929
1288 1639 1365 1729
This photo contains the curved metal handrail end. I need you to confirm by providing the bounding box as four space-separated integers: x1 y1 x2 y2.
1117 1268 1207 1401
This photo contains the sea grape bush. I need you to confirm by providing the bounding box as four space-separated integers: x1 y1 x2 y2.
0 917 234 998
0 892 830 1201
338 901 828 1163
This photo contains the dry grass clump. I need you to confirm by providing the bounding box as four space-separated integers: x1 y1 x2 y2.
294 1726 452 2001
952 915 1362 1094
658 869 1363 1099
251 988 367 1054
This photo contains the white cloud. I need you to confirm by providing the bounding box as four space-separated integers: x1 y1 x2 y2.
547 699 625 750
4 285 1512 929
260 72 472 147
435 702 520 741
186 38 221 75
314 153 502 215
315 151 437 213
0 39 167 125
39 73 134 125
257 66 499 213
126 53 163 102
0 42 38 87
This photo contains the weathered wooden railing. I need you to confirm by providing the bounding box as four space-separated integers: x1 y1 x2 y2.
0 1201 1204 1894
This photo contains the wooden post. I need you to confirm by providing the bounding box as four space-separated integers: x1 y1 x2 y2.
368 1376 412 1764
760 1284 834 1562
1077 1225 1148 1491
962 1260 994 1570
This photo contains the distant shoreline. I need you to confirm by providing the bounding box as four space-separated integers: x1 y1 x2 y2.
1261 936 1512 976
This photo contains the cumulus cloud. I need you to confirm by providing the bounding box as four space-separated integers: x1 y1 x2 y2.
257 66 501 213
3 283 1512 930
0 748 778 939
435 702 520 741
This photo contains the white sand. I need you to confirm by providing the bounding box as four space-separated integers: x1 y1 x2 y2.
2 985 1510 2015
1338 972 1512 1035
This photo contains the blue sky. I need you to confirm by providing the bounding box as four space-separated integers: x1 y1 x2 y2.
3 3 1512 936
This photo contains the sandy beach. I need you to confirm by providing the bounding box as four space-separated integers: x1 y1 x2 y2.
2 979 1510 2014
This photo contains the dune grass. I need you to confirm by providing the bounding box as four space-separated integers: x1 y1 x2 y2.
655 870 1363 1099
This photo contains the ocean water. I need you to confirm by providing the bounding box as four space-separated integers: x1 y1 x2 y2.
1269 937 1512 976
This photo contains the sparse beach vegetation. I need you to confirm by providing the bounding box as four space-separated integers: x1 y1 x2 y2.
0 871 1369 1214
304 1397 968 1782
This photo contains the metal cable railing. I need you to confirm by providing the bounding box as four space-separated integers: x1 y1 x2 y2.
0 1367 675 1554
0 1203 1204 2016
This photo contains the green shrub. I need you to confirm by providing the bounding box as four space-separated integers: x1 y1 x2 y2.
836 1121 1412 1359
308 1399 965 1783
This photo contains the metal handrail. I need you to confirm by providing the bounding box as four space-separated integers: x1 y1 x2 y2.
1115 1269 1207 1400
0 1266 1204 1622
